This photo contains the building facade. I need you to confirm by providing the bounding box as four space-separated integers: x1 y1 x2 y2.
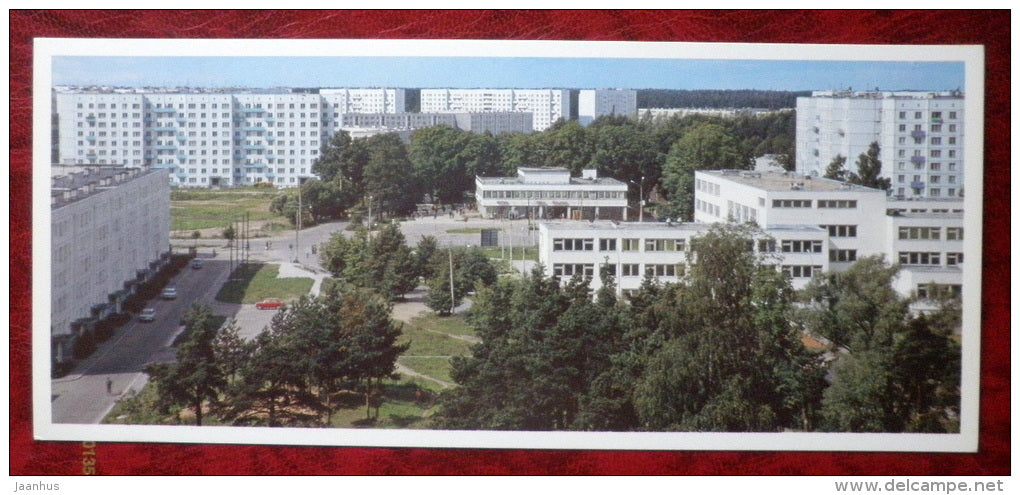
795 90 965 199
50 165 171 363
538 169 965 300
476 168 629 221
578 89 637 125
54 88 406 187
539 221 828 294
420 88 570 132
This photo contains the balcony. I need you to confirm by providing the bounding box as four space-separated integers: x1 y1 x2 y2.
241 126 266 133
910 181 925 190
177 154 188 161
176 135 187 142
152 107 176 114
910 155 926 166
154 144 177 151
241 107 266 114
86 135 97 142
243 144 266 151
152 125 176 132
910 130 926 140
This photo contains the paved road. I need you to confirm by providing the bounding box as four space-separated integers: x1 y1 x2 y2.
51 255 235 424
53 214 536 424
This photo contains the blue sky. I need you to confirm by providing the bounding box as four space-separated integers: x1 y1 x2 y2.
53 56 964 92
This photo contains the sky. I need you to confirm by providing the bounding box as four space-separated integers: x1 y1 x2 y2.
52 56 965 92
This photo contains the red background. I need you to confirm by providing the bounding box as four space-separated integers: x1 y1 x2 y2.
9 10 1010 475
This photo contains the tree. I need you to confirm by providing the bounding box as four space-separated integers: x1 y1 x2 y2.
145 304 225 426
824 154 848 181
659 123 743 221
847 141 891 190
629 224 822 431
588 122 662 201
801 256 960 432
319 224 419 301
424 247 498 315
409 125 473 205
362 133 419 217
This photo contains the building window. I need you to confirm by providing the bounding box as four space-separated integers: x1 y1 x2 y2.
823 225 857 237
757 239 776 253
645 264 677 278
946 252 964 265
817 200 857 209
781 240 823 253
644 238 684 252
553 263 594 279
782 265 821 278
621 238 640 251
599 238 617 251
553 238 594 251
772 199 812 208
829 249 857 262
898 251 941 266
621 264 641 277
898 226 941 240
946 227 964 240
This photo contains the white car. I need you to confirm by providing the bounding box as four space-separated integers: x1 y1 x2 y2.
139 308 156 322
161 286 178 299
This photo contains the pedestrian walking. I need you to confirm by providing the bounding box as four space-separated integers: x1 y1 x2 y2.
106 377 112 395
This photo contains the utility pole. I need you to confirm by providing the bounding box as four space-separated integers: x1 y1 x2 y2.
448 248 455 315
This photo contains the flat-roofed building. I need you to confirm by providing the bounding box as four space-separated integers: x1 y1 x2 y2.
795 90 965 199
476 167 629 221
50 165 171 364
420 88 570 131
539 220 829 294
579 89 637 125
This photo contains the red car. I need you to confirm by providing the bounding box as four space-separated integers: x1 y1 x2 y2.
255 298 285 310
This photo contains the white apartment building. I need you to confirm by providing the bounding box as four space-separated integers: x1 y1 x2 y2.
50 165 171 363
476 168 629 221
319 87 406 114
420 88 570 132
795 90 965 199
55 88 406 188
578 89 637 125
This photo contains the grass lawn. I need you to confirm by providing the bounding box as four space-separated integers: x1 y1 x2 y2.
215 263 314 304
398 313 477 357
170 187 288 233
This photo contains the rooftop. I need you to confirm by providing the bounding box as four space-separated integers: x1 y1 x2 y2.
51 165 156 209
540 220 823 234
699 170 884 193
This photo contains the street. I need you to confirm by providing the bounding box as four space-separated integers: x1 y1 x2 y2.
50 212 538 424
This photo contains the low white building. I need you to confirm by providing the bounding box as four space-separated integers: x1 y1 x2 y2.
538 169 965 300
476 168 629 221
50 165 171 364
539 221 829 294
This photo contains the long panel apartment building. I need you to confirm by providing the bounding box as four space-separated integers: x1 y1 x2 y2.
54 88 407 187
795 90 965 199
50 165 171 363
420 88 570 132
540 169 963 299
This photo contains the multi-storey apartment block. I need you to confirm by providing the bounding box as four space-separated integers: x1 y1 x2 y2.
795 90 965 199
476 168 629 221
420 88 570 131
578 89 637 125
50 165 171 363
54 88 406 187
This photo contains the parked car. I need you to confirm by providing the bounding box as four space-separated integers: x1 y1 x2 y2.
161 286 178 299
191 258 204 269
139 308 156 322
255 298 285 310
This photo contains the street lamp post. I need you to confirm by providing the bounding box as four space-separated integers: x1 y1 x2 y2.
630 175 645 223
294 176 307 263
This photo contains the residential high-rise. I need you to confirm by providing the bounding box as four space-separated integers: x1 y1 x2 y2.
578 89 637 125
50 165 171 364
795 90 965 199
420 88 570 131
